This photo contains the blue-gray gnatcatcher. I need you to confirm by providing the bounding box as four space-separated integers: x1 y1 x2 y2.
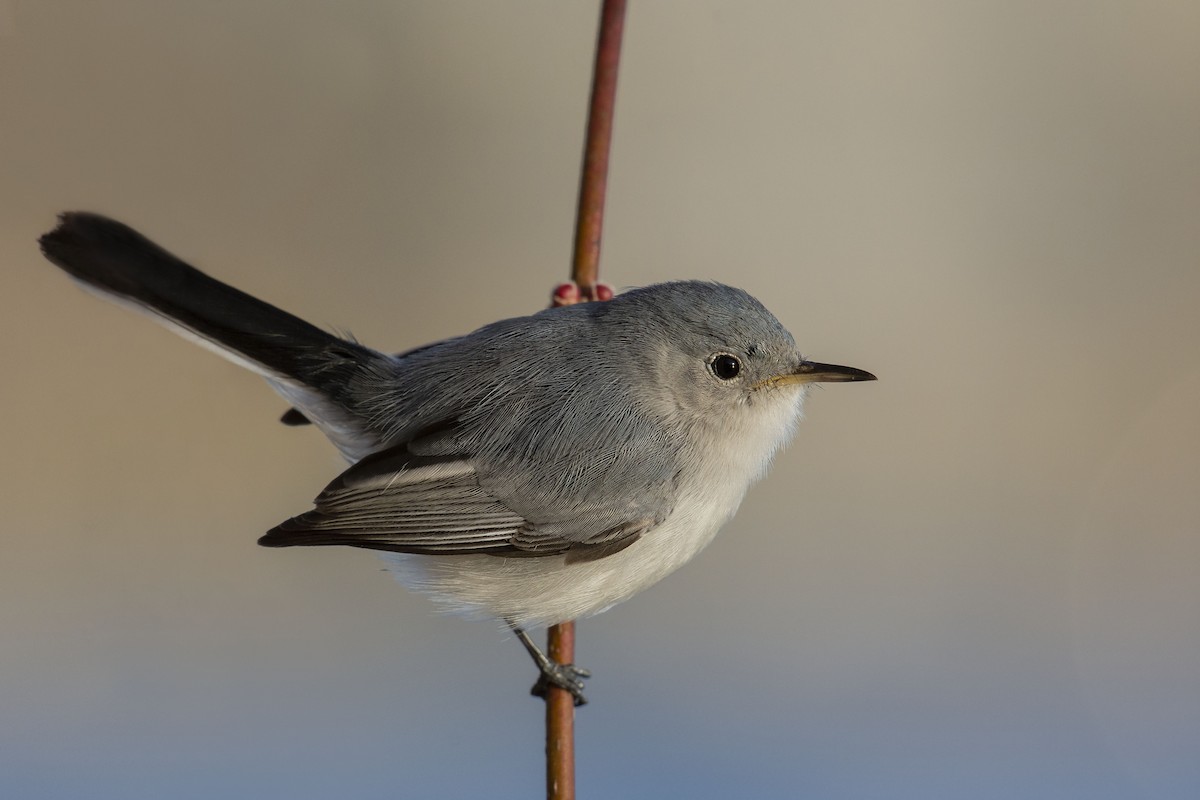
40 212 875 704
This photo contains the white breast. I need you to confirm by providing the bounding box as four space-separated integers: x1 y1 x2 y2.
380 388 805 628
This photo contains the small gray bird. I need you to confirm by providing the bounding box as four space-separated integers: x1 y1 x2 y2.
40 212 875 704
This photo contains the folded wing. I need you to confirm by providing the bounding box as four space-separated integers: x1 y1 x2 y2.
261 435 657 561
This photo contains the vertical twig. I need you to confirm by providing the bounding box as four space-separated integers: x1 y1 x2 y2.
546 2 627 799
568 0 626 302
544 620 577 800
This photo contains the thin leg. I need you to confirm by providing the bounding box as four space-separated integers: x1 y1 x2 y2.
510 624 591 706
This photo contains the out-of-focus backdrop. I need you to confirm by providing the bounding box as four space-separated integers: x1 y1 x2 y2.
3 2 1198 798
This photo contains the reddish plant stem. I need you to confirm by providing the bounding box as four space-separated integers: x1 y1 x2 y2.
546 2 627 799
569 0 626 300
545 622 577 800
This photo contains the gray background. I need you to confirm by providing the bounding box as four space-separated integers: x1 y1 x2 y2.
3 2 1198 798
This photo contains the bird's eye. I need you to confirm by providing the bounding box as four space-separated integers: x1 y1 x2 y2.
709 354 742 380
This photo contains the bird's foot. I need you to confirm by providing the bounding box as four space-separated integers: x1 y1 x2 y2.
531 662 592 707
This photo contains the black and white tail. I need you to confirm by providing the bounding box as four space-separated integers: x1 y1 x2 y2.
40 212 392 460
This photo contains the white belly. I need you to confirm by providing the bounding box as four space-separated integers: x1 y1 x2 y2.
380 388 804 628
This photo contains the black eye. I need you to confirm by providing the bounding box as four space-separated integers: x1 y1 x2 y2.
709 354 741 380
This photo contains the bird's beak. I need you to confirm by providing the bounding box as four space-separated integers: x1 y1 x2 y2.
761 361 877 388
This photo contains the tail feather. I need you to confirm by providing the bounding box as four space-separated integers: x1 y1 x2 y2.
41 212 353 376
40 212 392 460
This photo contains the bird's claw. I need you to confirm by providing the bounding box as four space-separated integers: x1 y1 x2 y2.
531 662 591 706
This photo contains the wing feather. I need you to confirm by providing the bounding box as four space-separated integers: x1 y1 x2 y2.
260 447 527 554
261 423 665 560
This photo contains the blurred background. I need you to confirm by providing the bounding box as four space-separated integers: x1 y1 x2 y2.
2 2 1198 798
